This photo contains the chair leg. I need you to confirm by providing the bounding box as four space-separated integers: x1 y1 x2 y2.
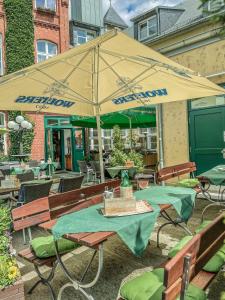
22 229 26 245
28 227 32 242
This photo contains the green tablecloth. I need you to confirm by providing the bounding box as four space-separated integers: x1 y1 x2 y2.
106 166 137 178
39 162 58 175
53 202 160 256
52 186 196 256
135 186 196 222
198 165 225 186
11 167 40 177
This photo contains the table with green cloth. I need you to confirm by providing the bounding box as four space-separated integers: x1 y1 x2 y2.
197 165 225 186
106 166 137 178
52 185 196 256
39 162 59 176
42 185 196 299
11 166 41 177
197 165 225 203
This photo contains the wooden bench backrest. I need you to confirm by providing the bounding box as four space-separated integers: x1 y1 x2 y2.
49 179 120 219
157 162 197 183
12 197 50 231
163 234 200 300
195 212 225 274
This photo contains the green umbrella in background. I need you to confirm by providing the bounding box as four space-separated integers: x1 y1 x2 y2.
71 106 156 129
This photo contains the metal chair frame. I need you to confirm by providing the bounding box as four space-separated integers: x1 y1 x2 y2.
77 160 95 183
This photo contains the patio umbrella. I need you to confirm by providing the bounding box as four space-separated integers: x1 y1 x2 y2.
0 29 224 181
70 106 156 129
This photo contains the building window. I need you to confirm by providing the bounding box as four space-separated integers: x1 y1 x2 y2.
73 28 96 46
138 15 158 41
37 40 57 62
0 113 7 155
0 34 3 76
36 0 56 11
203 0 225 12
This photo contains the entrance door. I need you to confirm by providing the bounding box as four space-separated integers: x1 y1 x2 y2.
189 107 225 174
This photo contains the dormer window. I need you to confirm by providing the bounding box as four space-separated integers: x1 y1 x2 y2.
138 15 158 41
204 0 225 12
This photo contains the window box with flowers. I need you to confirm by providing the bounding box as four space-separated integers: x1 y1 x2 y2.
0 206 24 300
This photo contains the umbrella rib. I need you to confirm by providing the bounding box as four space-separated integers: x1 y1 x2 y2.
27 76 93 106
159 69 224 94
99 54 150 106
36 68 93 104
100 48 194 75
99 59 159 105
63 49 93 82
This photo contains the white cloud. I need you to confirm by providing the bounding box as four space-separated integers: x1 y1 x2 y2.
103 0 183 25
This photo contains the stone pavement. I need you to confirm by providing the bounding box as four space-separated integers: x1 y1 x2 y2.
12 197 225 300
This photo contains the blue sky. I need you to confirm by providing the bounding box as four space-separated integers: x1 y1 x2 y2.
103 0 183 25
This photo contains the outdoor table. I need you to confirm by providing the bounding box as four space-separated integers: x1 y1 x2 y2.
197 165 225 219
11 166 41 178
39 161 59 177
39 185 196 300
106 165 137 178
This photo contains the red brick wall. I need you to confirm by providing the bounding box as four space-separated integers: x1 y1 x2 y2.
28 113 45 160
0 279 25 300
0 0 70 160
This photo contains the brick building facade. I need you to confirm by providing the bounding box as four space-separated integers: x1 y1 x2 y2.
0 0 70 160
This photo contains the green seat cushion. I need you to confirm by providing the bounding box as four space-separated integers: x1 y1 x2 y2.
168 236 193 258
203 244 225 272
178 178 199 188
120 268 206 300
179 283 207 300
194 220 212 234
120 269 164 300
31 235 79 258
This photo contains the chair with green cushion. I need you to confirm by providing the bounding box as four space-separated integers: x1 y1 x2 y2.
168 218 225 273
11 196 81 300
119 235 204 300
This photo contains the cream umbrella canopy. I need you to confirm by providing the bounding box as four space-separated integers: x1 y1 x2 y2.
0 29 224 181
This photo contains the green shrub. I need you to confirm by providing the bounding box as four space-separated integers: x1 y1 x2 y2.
0 256 20 289
127 150 144 172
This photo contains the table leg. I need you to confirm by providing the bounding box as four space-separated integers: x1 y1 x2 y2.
201 184 225 222
54 240 104 300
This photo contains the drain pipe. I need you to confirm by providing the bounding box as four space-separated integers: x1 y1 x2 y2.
157 104 164 170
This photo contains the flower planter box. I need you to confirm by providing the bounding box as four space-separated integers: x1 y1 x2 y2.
0 279 24 300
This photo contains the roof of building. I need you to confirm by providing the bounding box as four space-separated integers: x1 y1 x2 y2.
104 5 128 29
165 0 203 33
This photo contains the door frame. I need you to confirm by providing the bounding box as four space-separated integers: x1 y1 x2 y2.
188 91 225 174
44 116 85 172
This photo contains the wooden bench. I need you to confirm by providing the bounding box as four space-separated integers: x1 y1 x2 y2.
156 162 200 247
11 179 120 300
119 212 225 300
157 162 199 189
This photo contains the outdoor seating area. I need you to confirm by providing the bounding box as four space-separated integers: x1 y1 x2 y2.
0 160 225 299
0 4 224 299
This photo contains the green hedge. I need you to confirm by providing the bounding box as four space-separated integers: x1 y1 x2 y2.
4 0 35 157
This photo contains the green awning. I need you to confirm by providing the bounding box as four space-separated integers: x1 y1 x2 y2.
71 106 156 129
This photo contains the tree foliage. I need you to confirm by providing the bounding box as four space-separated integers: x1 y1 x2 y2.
3 0 35 157
200 0 225 35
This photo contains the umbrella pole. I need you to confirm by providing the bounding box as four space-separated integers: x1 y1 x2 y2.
96 108 105 183
157 104 164 170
